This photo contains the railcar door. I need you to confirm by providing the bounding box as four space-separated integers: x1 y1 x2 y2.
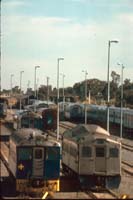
33 147 44 177
95 146 106 172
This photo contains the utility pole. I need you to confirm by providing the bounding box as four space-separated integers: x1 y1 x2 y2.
47 76 50 105
57 58 64 140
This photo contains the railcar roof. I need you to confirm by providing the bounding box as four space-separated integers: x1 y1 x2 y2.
11 128 60 146
66 102 84 108
63 124 110 141
107 137 121 145
21 111 41 118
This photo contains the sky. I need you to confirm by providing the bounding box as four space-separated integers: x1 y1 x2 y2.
1 0 133 92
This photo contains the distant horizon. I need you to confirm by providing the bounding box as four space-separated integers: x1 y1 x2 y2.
1 76 132 93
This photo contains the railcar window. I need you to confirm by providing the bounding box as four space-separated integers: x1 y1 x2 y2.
96 147 105 157
35 149 43 159
70 147 77 157
109 148 119 157
96 139 105 144
18 148 32 160
47 147 60 160
73 106 81 114
82 146 92 157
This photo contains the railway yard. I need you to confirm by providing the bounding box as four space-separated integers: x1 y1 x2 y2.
1 0 133 198
0 109 133 199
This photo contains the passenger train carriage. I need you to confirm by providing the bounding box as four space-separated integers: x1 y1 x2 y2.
9 128 61 196
63 103 84 121
63 103 133 132
15 108 57 131
62 124 121 189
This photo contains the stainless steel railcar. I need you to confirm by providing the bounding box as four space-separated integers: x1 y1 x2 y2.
8 128 61 196
62 124 121 189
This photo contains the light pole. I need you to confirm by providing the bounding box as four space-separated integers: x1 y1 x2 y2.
60 73 65 112
107 40 119 132
10 74 14 96
82 70 88 125
57 58 64 140
10 74 14 110
27 80 30 105
36 78 39 100
20 70 24 111
117 63 125 139
0 59 1 94
47 76 50 105
34 66 40 99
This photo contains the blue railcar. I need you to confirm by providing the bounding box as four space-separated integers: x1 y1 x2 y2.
64 103 84 121
20 108 57 131
9 128 61 195
63 102 133 131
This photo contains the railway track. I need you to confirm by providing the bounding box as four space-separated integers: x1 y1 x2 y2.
122 161 133 176
59 121 76 130
122 143 133 152
0 143 9 171
81 188 119 199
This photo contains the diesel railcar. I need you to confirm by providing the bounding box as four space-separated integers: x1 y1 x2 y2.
109 107 133 130
64 103 133 130
64 103 84 121
20 108 57 131
62 124 121 189
87 104 133 130
8 128 61 196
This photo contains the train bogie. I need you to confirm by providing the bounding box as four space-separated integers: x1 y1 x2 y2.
62 124 121 189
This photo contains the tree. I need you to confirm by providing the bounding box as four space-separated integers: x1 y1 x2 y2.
124 79 132 90
12 86 20 94
111 71 120 85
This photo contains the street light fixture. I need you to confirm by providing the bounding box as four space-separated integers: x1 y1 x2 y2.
34 66 40 99
107 40 119 132
82 70 88 125
117 63 125 139
20 70 24 111
57 58 64 140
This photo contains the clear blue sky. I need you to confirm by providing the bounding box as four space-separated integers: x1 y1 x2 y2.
1 0 133 91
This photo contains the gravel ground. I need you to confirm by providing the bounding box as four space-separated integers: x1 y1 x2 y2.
54 192 91 199
122 148 133 166
112 171 133 198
